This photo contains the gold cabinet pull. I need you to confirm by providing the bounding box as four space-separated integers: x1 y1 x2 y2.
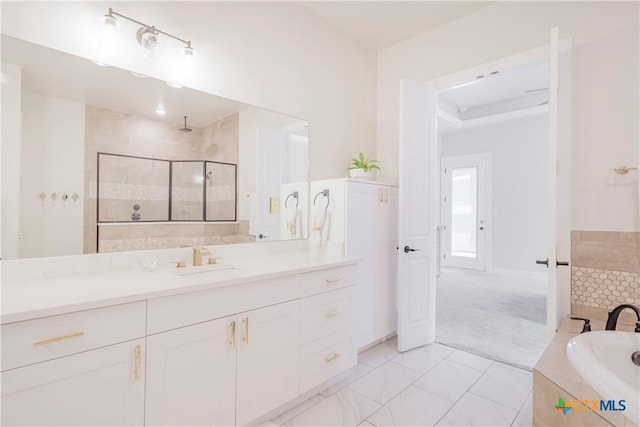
324 309 341 318
229 321 236 350
134 345 141 381
33 331 84 347
325 352 341 362
242 317 249 344
384 188 388 203
378 188 383 203
325 277 343 284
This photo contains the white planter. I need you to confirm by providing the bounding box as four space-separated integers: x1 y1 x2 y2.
349 169 372 180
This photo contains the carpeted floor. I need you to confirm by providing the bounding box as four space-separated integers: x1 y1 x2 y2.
436 268 548 370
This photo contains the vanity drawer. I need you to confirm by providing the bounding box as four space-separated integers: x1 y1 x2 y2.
300 264 357 298
299 328 357 393
1 301 146 372
299 287 356 345
147 275 300 334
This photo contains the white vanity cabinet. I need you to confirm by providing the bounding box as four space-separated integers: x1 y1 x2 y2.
1 302 147 426
145 315 237 427
1 261 358 427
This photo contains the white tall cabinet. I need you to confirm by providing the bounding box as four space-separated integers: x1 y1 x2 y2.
310 179 398 349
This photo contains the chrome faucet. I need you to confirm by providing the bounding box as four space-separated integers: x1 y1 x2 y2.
192 247 211 266
605 304 640 332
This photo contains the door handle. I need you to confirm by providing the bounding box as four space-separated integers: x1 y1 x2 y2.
258 234 269 239
536 259 569 268
404 246 420 253
536 258 549 268
479 227 485 230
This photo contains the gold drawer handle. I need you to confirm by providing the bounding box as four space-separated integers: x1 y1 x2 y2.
325 277 343 284
242 317 249 344
229 321 236 350
134 345 141 381
325 309 342 318
33 331 84 347
325 352 341 362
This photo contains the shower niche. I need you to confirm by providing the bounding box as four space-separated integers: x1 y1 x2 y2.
98 153 237 223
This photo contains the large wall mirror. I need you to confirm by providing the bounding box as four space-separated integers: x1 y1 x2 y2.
1 35 309 259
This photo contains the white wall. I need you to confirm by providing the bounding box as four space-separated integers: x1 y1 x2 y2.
441 115 549 272
378 1 639 232
1 63 22 259
1 1 377 183
20 93 85 258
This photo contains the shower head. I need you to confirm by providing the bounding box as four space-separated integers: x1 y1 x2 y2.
180 116 192 132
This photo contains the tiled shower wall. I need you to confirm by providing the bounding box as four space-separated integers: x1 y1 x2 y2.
571 231 640 323
84 107 240 253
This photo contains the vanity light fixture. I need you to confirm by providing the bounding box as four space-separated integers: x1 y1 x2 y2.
101 8 195 59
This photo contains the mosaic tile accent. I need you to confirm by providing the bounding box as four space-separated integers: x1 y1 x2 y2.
571 266 640 308
99 234 256 253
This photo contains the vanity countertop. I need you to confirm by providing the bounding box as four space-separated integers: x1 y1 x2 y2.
534 317 636 427
1 252 359 325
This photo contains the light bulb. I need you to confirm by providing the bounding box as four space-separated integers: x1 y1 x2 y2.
102 13 118 33
156 108 166 115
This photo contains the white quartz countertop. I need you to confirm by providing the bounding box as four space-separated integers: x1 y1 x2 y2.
1 252 359 324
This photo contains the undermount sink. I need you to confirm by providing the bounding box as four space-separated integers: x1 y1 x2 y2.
566 331 640 425
172 263 247 281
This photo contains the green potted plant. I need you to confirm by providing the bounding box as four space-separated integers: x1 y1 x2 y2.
348 152 380 180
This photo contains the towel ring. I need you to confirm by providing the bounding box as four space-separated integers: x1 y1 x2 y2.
313 189 330 208
285 191 299 208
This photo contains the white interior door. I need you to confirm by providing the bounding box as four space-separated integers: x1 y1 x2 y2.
256 128 287 241
546 28 572 336
440 154 490 271
397 79 438 352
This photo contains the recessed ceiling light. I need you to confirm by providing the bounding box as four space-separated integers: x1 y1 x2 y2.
131 71 148 79
156 108 166 115
166 81 183 89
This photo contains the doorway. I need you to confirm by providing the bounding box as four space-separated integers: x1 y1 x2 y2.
440 153 490 271
435 60 550 369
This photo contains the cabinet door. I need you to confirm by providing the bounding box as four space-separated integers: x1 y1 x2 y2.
345 182 378 348
145 315 236 427
1 339 144 426
236 300 299 426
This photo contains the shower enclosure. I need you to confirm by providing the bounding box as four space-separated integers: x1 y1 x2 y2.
97 153 237 223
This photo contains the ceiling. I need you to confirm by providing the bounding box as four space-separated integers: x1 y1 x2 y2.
1 35 252 129
299 1 493 49
439 60 549 122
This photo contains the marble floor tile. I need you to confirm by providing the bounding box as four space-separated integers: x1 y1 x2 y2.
349 361 422 405
366 385 454 427
271 394 326 425
414 359 485 402
445 349 494 372
321 363 374 397
391 343 453 373
436 392 518 427
285 388 380 427
358 343 400 368
511 392 533 427
469 363 532 410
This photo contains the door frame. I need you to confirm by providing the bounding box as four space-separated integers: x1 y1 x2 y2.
440 153 492 272
426 39 572 339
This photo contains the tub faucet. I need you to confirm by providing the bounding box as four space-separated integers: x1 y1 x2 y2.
605 304 640 332
193 247 211 266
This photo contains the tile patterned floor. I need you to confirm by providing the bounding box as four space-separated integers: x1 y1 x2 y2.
271 341 533 427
